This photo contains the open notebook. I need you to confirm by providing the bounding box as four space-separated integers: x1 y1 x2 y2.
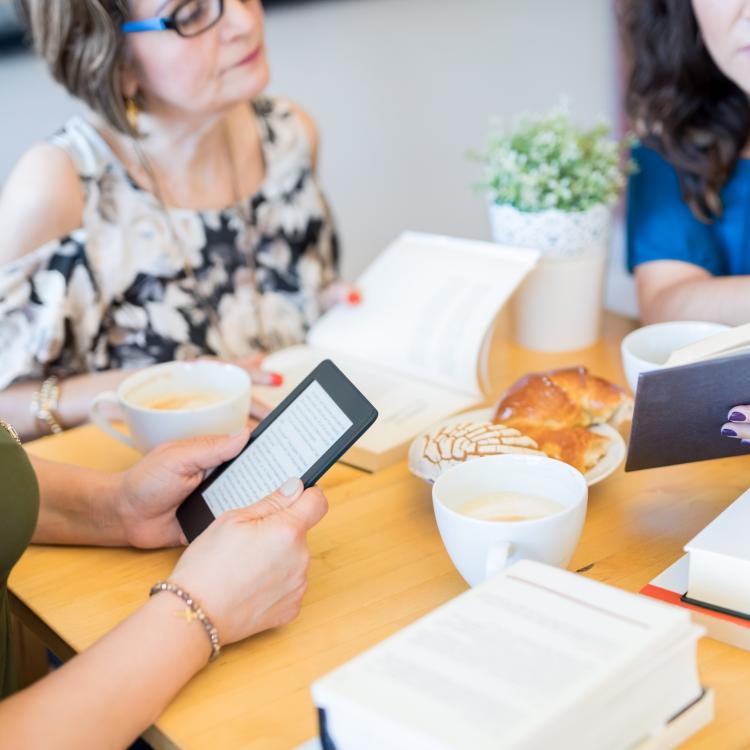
254 232 539 471
627 323 750 471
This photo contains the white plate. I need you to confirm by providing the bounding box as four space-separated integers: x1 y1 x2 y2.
408 408 626 487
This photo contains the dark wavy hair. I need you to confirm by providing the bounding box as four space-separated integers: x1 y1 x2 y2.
620 0 750 222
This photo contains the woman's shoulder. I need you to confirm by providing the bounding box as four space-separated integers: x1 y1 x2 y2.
626 142 723 273
630 142 750 208
630 143 680 179
48 115 117 178
252 96 319 170
0 140 84 266
627 143 693 212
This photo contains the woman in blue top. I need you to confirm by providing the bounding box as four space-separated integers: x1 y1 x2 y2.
622 0 750 325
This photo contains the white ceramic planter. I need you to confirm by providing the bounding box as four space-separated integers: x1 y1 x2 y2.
489 203 612 352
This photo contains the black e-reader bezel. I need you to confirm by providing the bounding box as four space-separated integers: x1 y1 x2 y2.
176 359 378 541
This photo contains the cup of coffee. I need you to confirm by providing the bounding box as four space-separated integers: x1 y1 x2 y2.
432 454 587 586
90 361 251 453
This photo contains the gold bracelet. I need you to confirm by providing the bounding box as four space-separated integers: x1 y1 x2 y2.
30 375 64 435
149 581 221 662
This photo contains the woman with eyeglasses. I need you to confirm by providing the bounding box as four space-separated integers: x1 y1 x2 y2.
0 0 355 440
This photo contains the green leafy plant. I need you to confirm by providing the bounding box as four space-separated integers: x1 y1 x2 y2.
475 105 635 213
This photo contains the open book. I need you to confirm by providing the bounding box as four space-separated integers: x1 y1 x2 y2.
627 323 750 471
254 232 539 471
665 322 750 367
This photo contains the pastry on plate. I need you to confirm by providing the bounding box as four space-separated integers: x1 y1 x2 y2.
409 421 543 483
494 366 633 430
492 366 633 473
510 425 610 474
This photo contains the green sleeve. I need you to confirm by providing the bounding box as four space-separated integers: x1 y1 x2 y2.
0 427 40 698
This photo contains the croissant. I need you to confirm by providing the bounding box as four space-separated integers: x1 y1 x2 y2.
511 425 610 474
494 367 632 430
546 367 633 427
492 367 632 473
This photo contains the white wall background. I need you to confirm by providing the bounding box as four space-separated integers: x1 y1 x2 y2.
0 0 636 314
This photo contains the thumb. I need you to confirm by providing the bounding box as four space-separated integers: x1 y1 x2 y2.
240 477 304 521
164 427 251 475
285 485 329 531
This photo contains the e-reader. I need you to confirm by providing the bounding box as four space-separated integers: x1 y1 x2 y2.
177 359 378 541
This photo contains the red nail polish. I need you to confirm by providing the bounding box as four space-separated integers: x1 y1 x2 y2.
269 373 284 386
347 290 362 305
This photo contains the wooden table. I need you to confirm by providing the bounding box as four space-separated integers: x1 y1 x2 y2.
9 313 750 750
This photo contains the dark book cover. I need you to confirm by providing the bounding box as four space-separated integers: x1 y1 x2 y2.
625 351 750 471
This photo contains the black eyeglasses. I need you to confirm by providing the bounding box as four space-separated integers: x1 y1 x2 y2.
122 0 224 38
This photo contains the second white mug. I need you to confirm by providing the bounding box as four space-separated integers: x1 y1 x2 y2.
432 454 588 587
90 361 251 453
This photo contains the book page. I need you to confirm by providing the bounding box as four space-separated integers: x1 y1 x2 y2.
665 322 750 367
254 346 480 456
308 232 538 396
314 560 700 750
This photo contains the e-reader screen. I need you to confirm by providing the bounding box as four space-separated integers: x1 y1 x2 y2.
177 360 377 540
203 379 353 516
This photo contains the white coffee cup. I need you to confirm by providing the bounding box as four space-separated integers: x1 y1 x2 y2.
90 361 251 453
432 454 587 587
620 320 729 393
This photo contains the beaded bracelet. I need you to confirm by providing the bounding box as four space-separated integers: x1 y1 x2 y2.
149 581 221 662
30 375 64 435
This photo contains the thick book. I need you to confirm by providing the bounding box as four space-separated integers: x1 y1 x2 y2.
307 689 714 750
640 555 750 652
254 232 538 471
683 487 750 616
313 560 705 750
635 689 714 750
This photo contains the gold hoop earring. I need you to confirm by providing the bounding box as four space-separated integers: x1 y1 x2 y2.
125 97 139 133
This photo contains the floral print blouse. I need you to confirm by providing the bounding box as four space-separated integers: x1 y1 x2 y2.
0 97 339 389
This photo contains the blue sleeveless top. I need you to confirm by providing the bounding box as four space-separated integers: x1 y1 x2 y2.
626 145 750 275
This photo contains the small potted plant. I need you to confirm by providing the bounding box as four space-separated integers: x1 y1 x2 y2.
475 105 633 351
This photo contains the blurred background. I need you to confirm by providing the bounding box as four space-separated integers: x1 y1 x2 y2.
0 0 634 313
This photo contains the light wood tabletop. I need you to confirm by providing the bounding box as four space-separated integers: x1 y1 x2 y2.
9 313 750 750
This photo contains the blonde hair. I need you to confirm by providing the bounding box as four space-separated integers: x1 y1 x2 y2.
16 0 138 136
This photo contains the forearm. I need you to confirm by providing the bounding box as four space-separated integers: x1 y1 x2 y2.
30 456 127 546
641 275 750 326
2 369 135 442
0 593 210 750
